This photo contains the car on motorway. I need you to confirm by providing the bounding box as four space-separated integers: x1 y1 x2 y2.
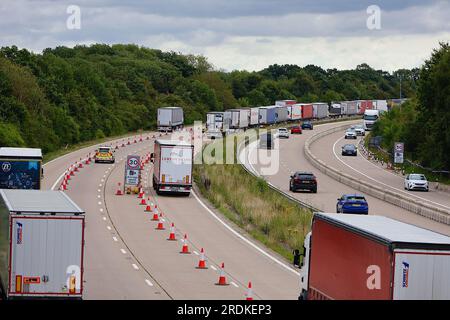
94 146 115 163
290 125 302 134
353 125 365 136
336 194 368 214
404 173 429 192
344 128 357 139
301 121 314 130
341 144 357 156
276 128 290 138
289 171 317 193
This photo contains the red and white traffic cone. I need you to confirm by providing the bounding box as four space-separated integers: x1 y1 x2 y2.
137 188 144 198
167 223 177 241
139 195 147 205
180 234 191 254
70 168 75 176
156 213 165 230
115 183 123 195
216 263 229 286
145 201 152 212
66 173 71 181
196 248 208 269
151 206 159 220
245 282 253 300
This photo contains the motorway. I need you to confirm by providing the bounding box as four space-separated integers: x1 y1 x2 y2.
247 120 450 236
42 132 300 300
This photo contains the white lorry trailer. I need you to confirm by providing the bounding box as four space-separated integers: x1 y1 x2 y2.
287 104 302 120
151 140 194 196
296 213 450 300
157 107 184 132
249 107 260 126
312 103 329 119
206 112 224 139
0 190 85 299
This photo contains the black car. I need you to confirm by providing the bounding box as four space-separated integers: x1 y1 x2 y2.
301 121 313 130
341 144 357 156
289 171 317 193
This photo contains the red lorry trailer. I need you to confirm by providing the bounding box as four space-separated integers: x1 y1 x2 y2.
298 213 450 300
297 104 313 119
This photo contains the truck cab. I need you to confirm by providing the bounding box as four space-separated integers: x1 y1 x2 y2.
363 109 380 131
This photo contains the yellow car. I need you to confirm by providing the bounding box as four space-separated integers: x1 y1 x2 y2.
94 146 115 163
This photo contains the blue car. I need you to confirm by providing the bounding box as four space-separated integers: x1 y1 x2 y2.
336 194 369 214
301 121 313 130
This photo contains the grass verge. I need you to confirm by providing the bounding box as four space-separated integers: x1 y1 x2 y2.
193 149 313 262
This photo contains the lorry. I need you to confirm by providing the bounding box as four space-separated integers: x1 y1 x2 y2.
357 100 374 115
0 148 43 190
341 101 358 116
258 106 277 125
329 103 343 118
373 100 388 113
157 107 184 132
275 106 289 123
238 108 250 129
249 107 260 126
223 109 241 130
0 190 85 299
312 103 328 119
275 100 296 107
287 104 302 121
296 213 450 300
151 140 194 196
363 109 380 130
206 112 224 139
298 104 313 119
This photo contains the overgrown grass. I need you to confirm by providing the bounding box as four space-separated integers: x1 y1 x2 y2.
193 140 313 261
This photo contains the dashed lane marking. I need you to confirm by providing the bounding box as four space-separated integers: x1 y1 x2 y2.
113 237 118 242
145 279 154 287
231 281 239 288
120 249 127 254
210 265 217 271
132 264 139 270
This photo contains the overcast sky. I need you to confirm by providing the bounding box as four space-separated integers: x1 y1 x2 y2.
0 0 449 71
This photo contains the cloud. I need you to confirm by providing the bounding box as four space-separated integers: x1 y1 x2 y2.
0 0 449 71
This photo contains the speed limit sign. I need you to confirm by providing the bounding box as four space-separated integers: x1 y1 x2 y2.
126 155 140 170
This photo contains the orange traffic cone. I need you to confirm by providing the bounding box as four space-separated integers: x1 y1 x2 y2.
151 207 159 220
156 214 165 230
145 202 152 212
70 168 75 176
139 196 147 205
137 189 143 198
180 234 191 254
196 248 208 269
115 183 123 195
167 223 177 241
245 282 253 300
216 263 229 286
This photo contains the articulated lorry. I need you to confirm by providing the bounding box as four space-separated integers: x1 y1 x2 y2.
206 112 224 139
157 107 184 132
151 140 194 196
0 148 43 190
0 190 85 299
296 213 450 300
363 109 380 130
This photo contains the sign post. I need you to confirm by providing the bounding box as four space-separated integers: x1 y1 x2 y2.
124 155 141 194
393 142 404 164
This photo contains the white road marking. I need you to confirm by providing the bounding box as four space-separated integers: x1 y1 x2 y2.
193 250 199 255
192 190 300 276
231 281 239 288
98 201 102 205
332 136 449 210
98 189 101 192
97 195 101 198
101 179 104 182
132 264 139 270
99 184 102 187
100 208 104 212
113 237 118 242
210 265 217 271
102 217 107 221
107 226 112 231
145 279 154 287
120 249 127 254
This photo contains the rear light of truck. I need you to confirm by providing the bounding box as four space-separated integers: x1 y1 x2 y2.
69 276 76 294
15 275 22 293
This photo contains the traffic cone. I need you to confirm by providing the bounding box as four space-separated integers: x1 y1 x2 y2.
139 136 143 142
127 140 130 145
196 248 208 269
180 234 190 254
121 142 125 147
66 173 71 181
115 145 119 150
78 162 83 168
70 169 75 176
215 263 229 285
137 188 143 198
74 164 79 172
156 214 165 230
115 183 123 195
140 196 147 205
146 136 150 140
145 202 152 212
245 282 253 300
167 223 177 241
151 206 159 220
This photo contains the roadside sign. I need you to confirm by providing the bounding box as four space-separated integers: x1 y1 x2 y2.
124 155 141 187
394 142 404 164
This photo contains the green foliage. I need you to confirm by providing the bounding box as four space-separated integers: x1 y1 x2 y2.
372 42 449 170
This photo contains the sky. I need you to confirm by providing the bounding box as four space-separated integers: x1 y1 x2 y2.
0 0 449 72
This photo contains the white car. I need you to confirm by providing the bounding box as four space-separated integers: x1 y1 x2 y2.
344 129 357 139
277 128 290 139
404 173 429 191
354 125 365 136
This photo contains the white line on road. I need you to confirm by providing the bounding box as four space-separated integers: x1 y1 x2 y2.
98 201 102 205
132 264 139 270
210 265 217 271
120 249 127 254
113 237 118 242
193 250 199 255
102 217 107 221
192 190 300 276
231 281 239 288
145 279 154 287
107 226 112 231
100 208 104 212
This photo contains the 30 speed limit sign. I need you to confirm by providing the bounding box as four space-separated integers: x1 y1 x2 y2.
126 155 140 170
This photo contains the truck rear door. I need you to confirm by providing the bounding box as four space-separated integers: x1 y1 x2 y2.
9 216 84 297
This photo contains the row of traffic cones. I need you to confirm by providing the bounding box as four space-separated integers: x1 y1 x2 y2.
59 155 92 191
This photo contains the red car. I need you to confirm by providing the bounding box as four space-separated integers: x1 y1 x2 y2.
290 126 302 134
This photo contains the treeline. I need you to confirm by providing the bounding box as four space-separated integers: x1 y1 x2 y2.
372 43 449 170
0 43 415 153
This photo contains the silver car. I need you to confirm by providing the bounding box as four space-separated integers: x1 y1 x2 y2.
404 173 429 191
344 129 357 139
354 125 365 136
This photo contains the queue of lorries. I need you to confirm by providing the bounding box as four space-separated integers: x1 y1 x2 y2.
1 99 450 301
